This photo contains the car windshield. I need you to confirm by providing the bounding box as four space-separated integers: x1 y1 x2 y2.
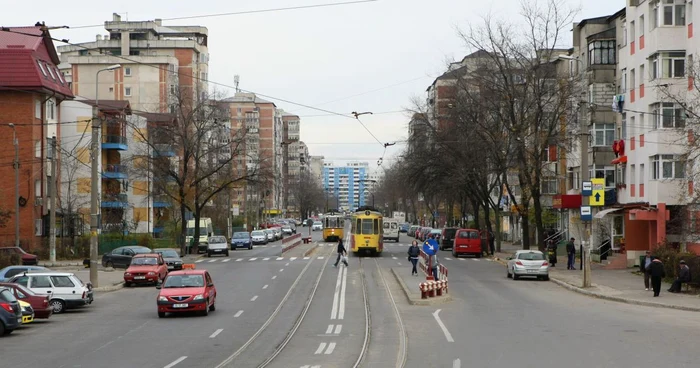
233 232 249 238
0 289 18 303
157 250 179 258
163 274 205 288
518 252 545 261
209 236 226 243
252 231 264 236
131 257 158 266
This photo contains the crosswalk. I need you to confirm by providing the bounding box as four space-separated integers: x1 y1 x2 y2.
195 256 318 263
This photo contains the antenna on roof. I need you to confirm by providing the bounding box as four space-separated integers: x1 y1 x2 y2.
234 75 240 93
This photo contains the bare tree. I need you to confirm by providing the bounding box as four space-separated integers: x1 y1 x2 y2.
289 170 325 219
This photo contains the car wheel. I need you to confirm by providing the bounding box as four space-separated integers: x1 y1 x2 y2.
209 301 216 311
202 301 210 316
158 312 166 318
225 251 229 257
3 328 12 336
0 321 4 335
507 268 512 278
543 276 550 281
105 261 114 268
50 299 65 314
476 252 482 258
125 282 132 287
512 270 520 280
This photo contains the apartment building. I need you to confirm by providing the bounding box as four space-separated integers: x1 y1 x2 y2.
323 161 369 211
281 111 300 216
57 13 208 113
308 155 325 185
0 26 74 249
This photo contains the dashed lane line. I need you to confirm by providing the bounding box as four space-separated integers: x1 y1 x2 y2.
251 295 258 302
272 275 277 280
234 310 243 317
222 259 231 262
236 258 244 262
163 356 187 368
249 258 258 261
209 329 223 338
263 284 269 289
195 260 204 263
208 259 217 263
263 257 270 261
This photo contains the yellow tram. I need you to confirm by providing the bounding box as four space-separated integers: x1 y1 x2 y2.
350 207 383 255
322 213 345 242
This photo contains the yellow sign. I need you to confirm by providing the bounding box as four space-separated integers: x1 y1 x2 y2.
590 178 605 206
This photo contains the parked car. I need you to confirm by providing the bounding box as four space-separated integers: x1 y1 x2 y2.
251 230 268 245
439 228 458 250
429 229 442 242
124 254 168 286
281 226 293 236
399 223 410 233
102 246 153 268
7 272 93 314
0 265 49 282
156 269 217 318
452 228 482 258
264 229 275 242
18 300 33 324
420 228 433 241
506 250 550 281
312 221 323 231
0 282 52 319
154 249 183 271
231 232 253 250
207 236 229 257
0 286 22 335
271 227 283 240
0 247 39 265
408 226 418 237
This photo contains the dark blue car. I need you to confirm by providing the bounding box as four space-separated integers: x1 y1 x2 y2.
399 223 410 233
231 232 252 250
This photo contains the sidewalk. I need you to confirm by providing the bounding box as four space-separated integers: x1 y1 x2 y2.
494 242 700 312
73 269 125 292
390 265 451 306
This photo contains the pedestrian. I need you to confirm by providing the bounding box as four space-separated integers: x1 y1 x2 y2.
649 258 666 297
566 238 576 270
408 240 420 276
488 229 495 256
429 252 440 281
668 260 691 293
547 239 557 267
333 238 348 267
641 251 653 291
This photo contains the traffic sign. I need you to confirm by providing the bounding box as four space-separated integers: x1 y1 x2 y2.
580 206 592 221
590 178 605 206
582 181 592 196
422 239 438 256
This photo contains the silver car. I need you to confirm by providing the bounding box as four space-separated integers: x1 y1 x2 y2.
506 250 549 281
207 236 229 257
264 229 275 242
251 230 268 245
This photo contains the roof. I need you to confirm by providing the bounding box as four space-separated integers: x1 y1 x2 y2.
132 253 161 258
168 269 206 275
222 92 275 105
576 16 610 29
0 26 74 99
78 99 131 114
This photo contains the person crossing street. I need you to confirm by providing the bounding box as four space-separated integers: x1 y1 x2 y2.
334 238 348 267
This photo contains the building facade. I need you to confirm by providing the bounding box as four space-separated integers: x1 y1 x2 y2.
0 26 74 249
322 161 369 211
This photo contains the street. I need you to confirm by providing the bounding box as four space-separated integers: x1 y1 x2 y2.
2 231 700 368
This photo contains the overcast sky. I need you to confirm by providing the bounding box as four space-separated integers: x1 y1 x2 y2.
7 0 623 169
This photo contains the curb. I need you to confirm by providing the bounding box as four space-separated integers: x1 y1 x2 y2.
93 282 124 292
303 244 319 257
40 262 84 267
390 267 451 306
491 256 700 312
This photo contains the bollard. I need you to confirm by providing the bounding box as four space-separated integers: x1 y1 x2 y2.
436 280 443 296
420 282 428 299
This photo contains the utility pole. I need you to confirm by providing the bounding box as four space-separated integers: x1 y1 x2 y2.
90 111 100 287
49 136 57 262
9 124 19 248
581 103 592 288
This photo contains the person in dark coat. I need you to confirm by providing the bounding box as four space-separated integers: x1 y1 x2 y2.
333 239 348 267
649 258 666 297
566 238 576 270
640 251 653 291
668 260 691 293
547 239 557 267
488 229 495 256
407 240 420 276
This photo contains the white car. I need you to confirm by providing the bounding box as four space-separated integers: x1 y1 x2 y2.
207 236 229 257
264 229 275 242
281 226 293 235
506 250 549 281
312 221 323 231
7 272 93 314
251 230 268 245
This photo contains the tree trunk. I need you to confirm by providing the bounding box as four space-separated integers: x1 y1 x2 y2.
495 208 502 253
470 198 480 229
179 195 187 257
521 207 531 250
532 189 546 252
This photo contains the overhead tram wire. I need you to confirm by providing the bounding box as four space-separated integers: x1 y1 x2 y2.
65 0 380 29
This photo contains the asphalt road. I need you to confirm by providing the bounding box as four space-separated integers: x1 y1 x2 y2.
4 230 700 368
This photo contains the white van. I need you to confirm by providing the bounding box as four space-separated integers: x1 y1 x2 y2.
186 217 214 253
383 219 400 242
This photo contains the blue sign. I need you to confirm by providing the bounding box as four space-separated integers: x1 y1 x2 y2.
582 181 592 197
423 239 438 256
580 206 592 221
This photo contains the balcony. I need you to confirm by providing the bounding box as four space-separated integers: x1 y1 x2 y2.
153 144 176 157
102 135 128 150
153 195 172 208
102 193 129 208
102 164 128 179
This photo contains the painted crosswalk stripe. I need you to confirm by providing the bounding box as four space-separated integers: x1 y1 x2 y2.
317 256 324 259
249 258 258 261
250 295 258 301
285 263 290 266
326 325 334 334
276 257 284 260
445 257 452 261
392 256 398 260
290 257 297 261
325 342 336 354
222 258 231 262
459 258 466 261
334 324 342 334
472 258 480 262
303 257 310 260
209 329 223 338
234 310 243 317
195 260 204 263
314 342 327 355
263 284 268 289
236 258 244 262
263 257 270 261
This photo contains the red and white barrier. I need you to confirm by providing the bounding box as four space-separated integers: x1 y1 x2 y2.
281 233 302 254
418 249 449 299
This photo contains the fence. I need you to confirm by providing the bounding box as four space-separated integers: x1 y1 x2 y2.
418 249 449 299
281 233 302 254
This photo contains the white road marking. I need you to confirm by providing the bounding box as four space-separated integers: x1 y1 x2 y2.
236 258 244 262
277 257 284 260
222 258 231 262
314 342 327 355
209 329 223 338
338 266 348 319
303 257 310 260
286 262 290 266
325 342 336 354
208 259 217 263
272 275 277 280
249 258 258 261
453 358 461 368
472 258 480 262
290 257 298 261
331 264 343 319
433 309 454 342
195 260 204 263
334 324 342 334
164 356 187 368
250 295 258 301
445 257 452 261
317 256 325 259
263 284 268 289
326 324 334 334
459 258 466 261
397 262 402 266
263 257 270 261
234 310 243 317
280 269 284 272
392 256 398 260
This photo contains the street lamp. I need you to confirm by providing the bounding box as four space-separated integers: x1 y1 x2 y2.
8 123 19 247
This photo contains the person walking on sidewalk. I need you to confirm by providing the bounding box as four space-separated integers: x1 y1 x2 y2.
408 240 420 276
641 251 653 291
649 258 666 297
668 260 691 293
566 238 576 270
547 239 557 267
333 239 348 267
429 252 440 281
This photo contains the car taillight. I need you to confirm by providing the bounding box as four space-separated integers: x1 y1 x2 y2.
44 298 49 307
542 261 549 266
515 261 524 266
82 291 86 299
0 303 13 313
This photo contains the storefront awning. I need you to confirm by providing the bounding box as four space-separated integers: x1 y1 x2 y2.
594 208 623 219
611 156 628 165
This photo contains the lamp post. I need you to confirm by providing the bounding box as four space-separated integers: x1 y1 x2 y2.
91 64 121 287
8 124 19 247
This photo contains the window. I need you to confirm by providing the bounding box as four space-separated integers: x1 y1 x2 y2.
35 179 41 197
622 21 628 46
652 3 659 29
630 116 636 138
517 252 545 261
50 276 75 288
630 21 636 40
631 69 636 89
652 102 685 128
31 276 52 288
640 15 645 36
124 67 132 76
592 123 615 146
631 164 636 185
651 52 685 78
640 164 646 184
651 154 685 179
46 100 55 120
640 64 645 85
621 69 627 92
47 66 56 80
621 113 627 139
361 219 373 234
662 0 686 26
541 178 558 194
588 40 616 65
35 141 41 158
594 167 616 188
125 87 132 96
170 85 176 95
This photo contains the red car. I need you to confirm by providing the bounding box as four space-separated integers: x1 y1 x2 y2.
124 254 168 286
0 247 39 265
0 282 52 319
156 269 216 318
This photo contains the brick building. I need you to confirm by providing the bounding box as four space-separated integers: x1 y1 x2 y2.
0 26 74 250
